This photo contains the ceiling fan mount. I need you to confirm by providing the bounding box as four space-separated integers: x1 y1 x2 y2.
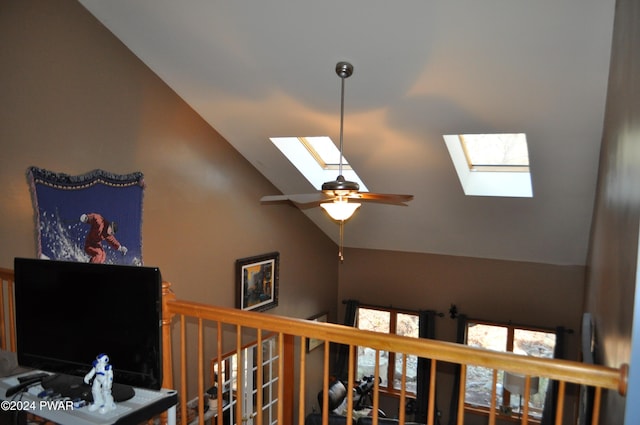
335 61 353 79
322 175 360 192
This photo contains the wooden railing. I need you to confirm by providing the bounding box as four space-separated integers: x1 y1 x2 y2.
160 282 628 425
0 270 628 425
0 267 16 352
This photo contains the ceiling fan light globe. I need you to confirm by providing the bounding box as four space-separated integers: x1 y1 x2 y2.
320 200 361 221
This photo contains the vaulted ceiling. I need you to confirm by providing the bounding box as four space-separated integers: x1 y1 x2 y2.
78 0 616 265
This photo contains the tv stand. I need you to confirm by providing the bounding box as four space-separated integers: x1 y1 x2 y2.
42 373 135 403
0 370 177 425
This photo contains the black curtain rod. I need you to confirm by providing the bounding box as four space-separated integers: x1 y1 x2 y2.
466 316 574 334
342 299 445 318
342 299 573 333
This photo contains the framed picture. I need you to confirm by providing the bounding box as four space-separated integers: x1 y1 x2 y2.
236 252 279 312
307 312 328 352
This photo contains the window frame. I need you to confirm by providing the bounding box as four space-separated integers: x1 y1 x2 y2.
355 304 420 397
463 319 556 421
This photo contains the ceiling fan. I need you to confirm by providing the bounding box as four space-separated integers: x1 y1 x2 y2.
261 61 414 260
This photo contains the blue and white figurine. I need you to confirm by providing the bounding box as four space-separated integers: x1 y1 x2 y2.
84 353 116 413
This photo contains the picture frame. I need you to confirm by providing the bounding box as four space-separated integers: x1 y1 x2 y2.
236 252 279 312
306 312 328 352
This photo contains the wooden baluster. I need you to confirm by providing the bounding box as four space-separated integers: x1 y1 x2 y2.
591 386 602 425
256 330 263 425
298 336 307 425
428 359 437 425
0 275 5 351
372 350 380 424
161 281 176 390
278 332 285 425
8 278 14 352
180 315 187 425
216 321 223 425
236 325 243 425
457 364 466 425
554 381 566 425
0 268 15 352
521 375 531 425
197 318 204 425
322 342 330 424
347 345 355 425
399 354 407 425
488 369 497 425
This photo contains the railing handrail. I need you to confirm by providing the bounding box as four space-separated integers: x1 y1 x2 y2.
165 298 627 395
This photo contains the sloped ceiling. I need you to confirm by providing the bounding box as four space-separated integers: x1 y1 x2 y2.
78 0 616 265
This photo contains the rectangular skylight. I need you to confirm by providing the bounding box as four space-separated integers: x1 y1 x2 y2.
270 136 368 191
460 133 530 171
444 133 533 197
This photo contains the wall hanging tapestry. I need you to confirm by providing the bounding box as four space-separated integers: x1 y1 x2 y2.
28 167 145 265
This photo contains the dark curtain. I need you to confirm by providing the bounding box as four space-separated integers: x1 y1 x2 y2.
334 299 359 381
540 326 566 425
415 310 437 423
447 314 468 425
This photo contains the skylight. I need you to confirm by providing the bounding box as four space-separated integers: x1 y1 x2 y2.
461 133 530 170
444 133 533 197
270 136 368 191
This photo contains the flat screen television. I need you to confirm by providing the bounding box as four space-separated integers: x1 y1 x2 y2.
14 258 163 391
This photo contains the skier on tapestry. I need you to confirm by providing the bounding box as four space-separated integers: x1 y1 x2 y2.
80 213 128 263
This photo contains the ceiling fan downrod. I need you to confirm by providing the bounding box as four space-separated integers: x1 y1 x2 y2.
336 61 353 181
322 62 359 193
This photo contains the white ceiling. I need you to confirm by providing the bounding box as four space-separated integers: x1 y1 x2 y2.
78 0 616 266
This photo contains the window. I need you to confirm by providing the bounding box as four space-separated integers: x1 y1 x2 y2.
356 306 419 395
464 321 556 419
460 133 530 171
270 136 368 191
443 133 533 197
212 334 279 425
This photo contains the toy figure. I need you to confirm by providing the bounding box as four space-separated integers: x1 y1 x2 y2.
84 353 116 413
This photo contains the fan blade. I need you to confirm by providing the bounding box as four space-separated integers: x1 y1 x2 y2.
260 194 293 202
348 192 414 203
358 199 410 206
261 193 334 205
262 191 412 207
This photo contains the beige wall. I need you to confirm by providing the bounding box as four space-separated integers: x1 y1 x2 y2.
340 248 585 422
3 0 636 423
0 0 338 316
585 0 640 422
340 248 585 349
0 0 339 411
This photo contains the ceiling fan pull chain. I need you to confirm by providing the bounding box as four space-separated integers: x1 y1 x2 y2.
339 220 345 262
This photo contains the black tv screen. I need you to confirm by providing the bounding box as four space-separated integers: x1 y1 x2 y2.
14 258 163 390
